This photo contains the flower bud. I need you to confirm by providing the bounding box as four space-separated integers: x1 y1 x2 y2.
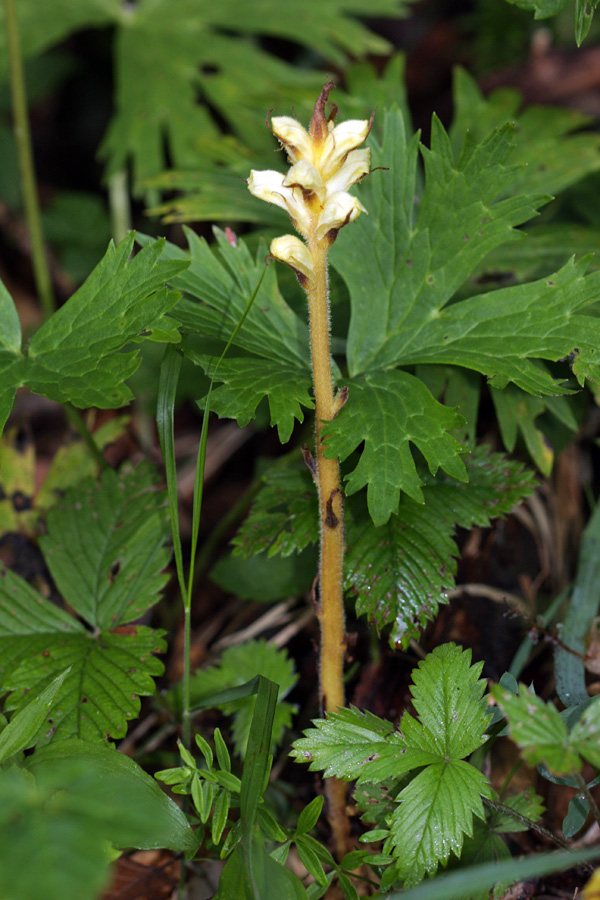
270 234 315 283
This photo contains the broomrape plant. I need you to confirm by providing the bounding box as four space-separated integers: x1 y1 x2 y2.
247 82 372 857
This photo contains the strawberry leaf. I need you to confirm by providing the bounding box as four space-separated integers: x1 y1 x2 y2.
0 464 169 745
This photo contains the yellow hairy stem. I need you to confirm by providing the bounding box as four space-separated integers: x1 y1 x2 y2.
306 232 349 860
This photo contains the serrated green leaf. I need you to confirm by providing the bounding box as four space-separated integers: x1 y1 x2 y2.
189 354 313 443
232 458 318 560
388 760 491 886
491 684 581 774
323 370 467 525
23 236 186 409
489 789 545 833
0 465 168 744
405 644 489 760
39 464 170 628
294 646 492 888
0 278 23 433
345 447 536 647
468 223 600 286
290 705 421 783
491 384 578 476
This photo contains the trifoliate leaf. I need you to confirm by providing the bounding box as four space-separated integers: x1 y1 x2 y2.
345 447 536 647
182 640 297 757
232 458 318 560
189 354 314 443
491 683 581 774
293 645 492 888
0 464 169 744
322 370 467 526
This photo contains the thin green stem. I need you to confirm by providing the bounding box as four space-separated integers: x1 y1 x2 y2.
3 0 55 317
64 404 108 471
483 797 593 870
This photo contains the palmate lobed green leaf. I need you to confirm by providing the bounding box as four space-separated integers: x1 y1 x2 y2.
450 67 600 202
332 108 550 377
0 464 169 745
96 0 405 189
333 107 600 404
322 369 467 525
0 236 187 436
148 226 312 375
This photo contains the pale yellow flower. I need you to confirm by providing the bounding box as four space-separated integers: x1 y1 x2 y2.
270 235 315 282
248 82 370 259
